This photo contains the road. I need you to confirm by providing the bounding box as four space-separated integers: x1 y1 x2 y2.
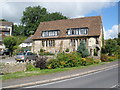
25 66 118 88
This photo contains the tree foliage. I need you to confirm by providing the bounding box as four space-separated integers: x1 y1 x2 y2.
42 12 68 21
118 32 120 39
12 25 25 36
77 40 89 58
15 36 27 45
0 19 7 21
105 39 118 56
3 36 17 56
21 6 68 36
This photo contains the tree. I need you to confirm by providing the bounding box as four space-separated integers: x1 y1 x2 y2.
15 36 27 45
118 32 120 39
105 39 118 56
21 6 68 36
77 40 89 58
0 19 7 21
3 36 17 56
21 6 48 36
43 12 67 21
12 25 25 36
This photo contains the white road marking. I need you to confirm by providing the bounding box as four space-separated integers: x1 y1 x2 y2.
25 66 118 88
111 84 118 88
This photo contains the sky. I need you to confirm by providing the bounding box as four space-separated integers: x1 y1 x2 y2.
0 0 119 40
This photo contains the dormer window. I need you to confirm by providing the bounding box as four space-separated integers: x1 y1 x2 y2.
67 28 88 35
42 30 59 37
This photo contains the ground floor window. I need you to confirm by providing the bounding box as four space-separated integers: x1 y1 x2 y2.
70 38 86 47
42 40 55 47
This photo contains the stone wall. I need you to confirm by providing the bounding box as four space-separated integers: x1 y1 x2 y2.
1 62 26 74
32 39 71 53
32 36 102 59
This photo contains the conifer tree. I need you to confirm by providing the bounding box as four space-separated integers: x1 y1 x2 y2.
77 40 89 58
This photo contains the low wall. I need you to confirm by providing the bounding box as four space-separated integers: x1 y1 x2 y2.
1 62 27 74
0 56 54 74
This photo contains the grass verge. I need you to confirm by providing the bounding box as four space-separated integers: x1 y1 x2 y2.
1 62 109 81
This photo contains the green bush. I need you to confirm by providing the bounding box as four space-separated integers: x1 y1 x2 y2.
47 59 60 69
26 63 36 71
85 58 94 65
81 58 95 66
39 52 54 56
40 49 44 52
46 52 102 69
108 58 115 62
65 48 69 52
46 52 82 69
93 59 101 64
108 56 117 62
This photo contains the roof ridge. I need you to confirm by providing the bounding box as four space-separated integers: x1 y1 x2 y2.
41 16 101 23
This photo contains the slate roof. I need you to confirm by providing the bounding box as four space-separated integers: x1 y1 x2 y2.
24 35 33 43
32 16 103 40
0 21 13 26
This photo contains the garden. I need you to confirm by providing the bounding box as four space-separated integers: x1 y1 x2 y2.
1 38 119 80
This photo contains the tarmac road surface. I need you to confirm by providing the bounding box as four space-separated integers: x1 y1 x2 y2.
25 66 118 88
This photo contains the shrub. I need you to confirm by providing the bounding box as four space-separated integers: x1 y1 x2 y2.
65 48 69 52
40 49 44 52
46 52 82 69
86 58 94 65
108 56 117 62
26 63 36 71
93 59 101 64
101 54 109 62
81 58 94 66
46 59 60 69
39 52 54 56
47 52 102 69
34 56 48 69
101 47 107 54
81 58 87 66
118 55 120 59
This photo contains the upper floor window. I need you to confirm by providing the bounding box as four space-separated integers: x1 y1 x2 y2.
42 30 59 37
67 28 88 35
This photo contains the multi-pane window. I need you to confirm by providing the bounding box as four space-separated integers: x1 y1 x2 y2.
42 41 45 47
71 39 76 46
42 40 55 47
67 28 88 35
42 30 59 37
70 39 86 47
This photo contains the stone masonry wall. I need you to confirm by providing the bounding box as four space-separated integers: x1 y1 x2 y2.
32 39 71 53
1 63 26 74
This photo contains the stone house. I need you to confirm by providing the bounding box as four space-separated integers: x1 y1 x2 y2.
32 16 103 58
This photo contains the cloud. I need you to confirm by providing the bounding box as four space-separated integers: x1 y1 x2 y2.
0 1 116 24
104 25 118 40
